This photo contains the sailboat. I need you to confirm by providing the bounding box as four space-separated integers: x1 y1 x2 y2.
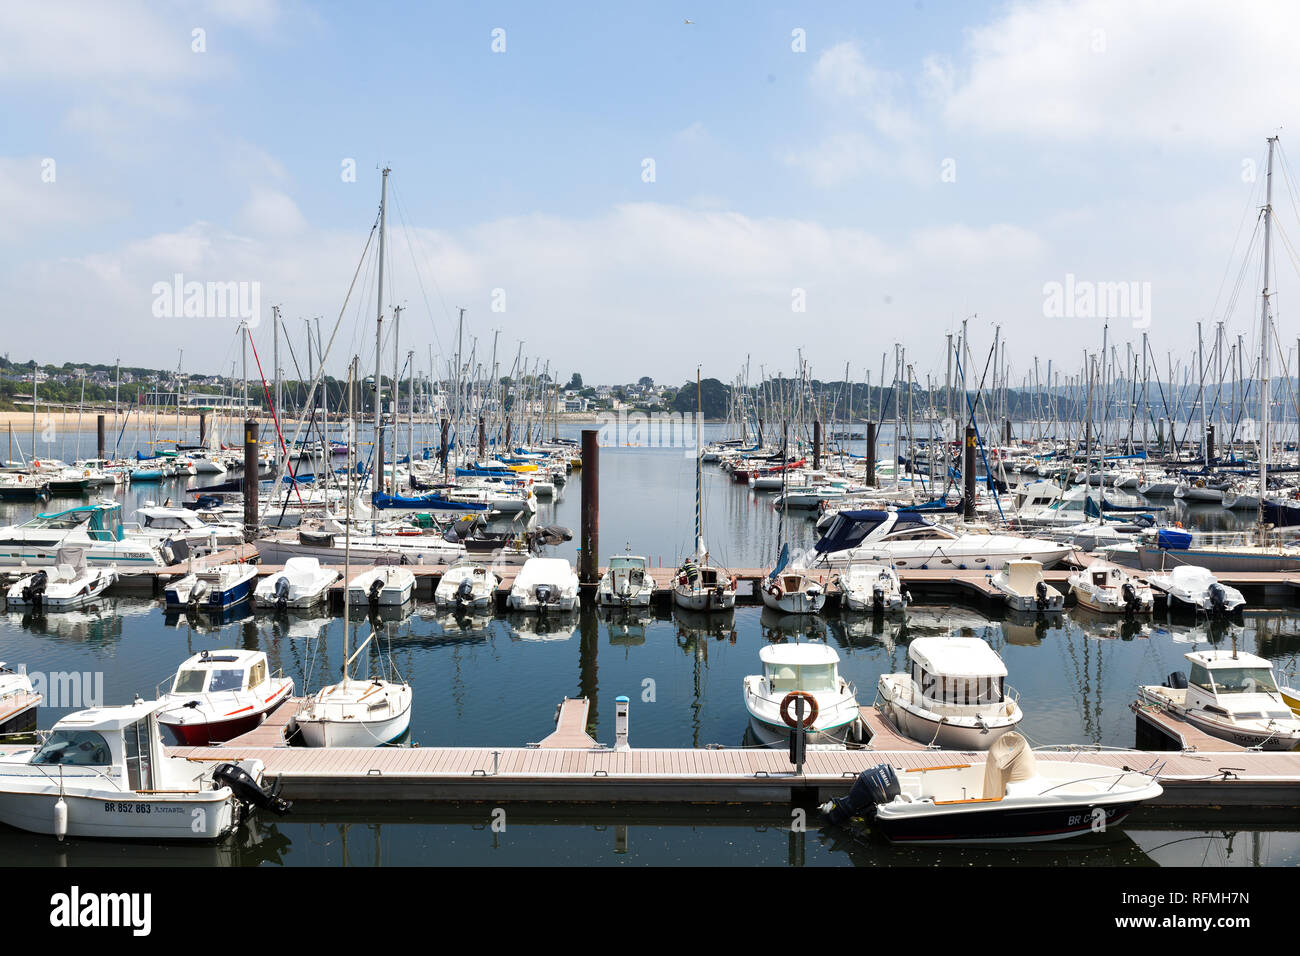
760 421 826 615
294 190 413 749
673 369 736 612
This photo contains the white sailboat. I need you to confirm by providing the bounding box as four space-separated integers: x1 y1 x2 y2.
673 369 736 612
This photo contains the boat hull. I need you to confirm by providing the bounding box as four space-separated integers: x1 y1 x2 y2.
874 799 1145 844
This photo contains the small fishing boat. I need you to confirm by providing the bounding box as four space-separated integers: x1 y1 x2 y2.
742 642 862 745
821 733 1163 843
507 557 580 612
1146 565 1245 615
0 663 40 736
5 548 116 611
346 566 416 607
1067 560 1154 614
831 562 909 612
163 563 258 612
253 557 340 610
156 649 295 746
989 559 1064 612
434 563 500 609
878 637 1022 750
0 698 289 840
597 554 654 608
1138 650 1300 750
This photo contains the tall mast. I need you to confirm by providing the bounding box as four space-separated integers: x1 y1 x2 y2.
695 365 704 559
1258 135 1277 534
374 167 389 513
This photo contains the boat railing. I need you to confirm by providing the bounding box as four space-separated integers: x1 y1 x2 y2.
892 680 1020 718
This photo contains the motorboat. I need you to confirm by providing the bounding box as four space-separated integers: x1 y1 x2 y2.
989 559 1064 612
0 698 289 840
163 562 258 612
1067 561 1154 614
5 548 116 611
809 509 1076 571
597 554 654 608
1138 650 1300 750
131 504 243 554
742 642 862 745
0 663 40 736
821 733 1163 843
156 649 295 746
507 557 579 612
831 562 909 612
878 636 1022 750
434 563 500 609
253 557 341 610
0 502 174 569
346 566 416 607
1146 565 1245 615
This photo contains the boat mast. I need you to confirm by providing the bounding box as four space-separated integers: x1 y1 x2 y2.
374 167 389 523
695 366 704 561
1258 135 1277 536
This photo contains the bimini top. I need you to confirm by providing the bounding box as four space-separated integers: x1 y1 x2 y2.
758 642 841 666
907 637 1008 678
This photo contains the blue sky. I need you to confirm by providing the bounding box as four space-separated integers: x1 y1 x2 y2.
3 0 1300 386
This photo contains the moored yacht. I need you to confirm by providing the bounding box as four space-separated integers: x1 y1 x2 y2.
507 557 580 612
253 557 341 610
434 563 500 609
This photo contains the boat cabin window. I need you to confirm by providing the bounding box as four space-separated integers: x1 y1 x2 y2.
123 717 154 791
207 668 246 693
1092 572 1108 586
248 660 267 688
19 512 88 530
32 730 112 766
172 669 207 693
767 663 837 692
913 663 1002 704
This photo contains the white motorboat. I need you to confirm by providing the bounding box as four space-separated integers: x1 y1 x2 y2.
743 642 862 745
1067 560 1154 614
1146 565 1245 615
347 565 416 607
507 557 579 612
809 509 1076 571
1138 650 1300 750
5 548 116 611
821 733 1163 843
0 502 172 569
831 562 909 612
597 554 654 608
253 556 341 610
132 504 244 553
156 649 295 746
989 559 1064 612
434 563 500 609
163 562 258 612
878 636 1023 750
0 698 289 840
0 663 40 736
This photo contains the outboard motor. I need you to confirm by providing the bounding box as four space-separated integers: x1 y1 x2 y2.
212 763 292 817
1163 671 1189 689
1121 581 1138 616
22 570 48 610
367 578 384 607
188 579 209 609
456 577 474 604
535 583 554 608
1035 579 1049 610
821 764 900 826
1208 582 1227 616
872 585 885 612
273 576 290 611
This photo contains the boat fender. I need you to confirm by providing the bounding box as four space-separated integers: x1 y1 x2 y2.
779 691 819 729
212 763 292 817
54 796 68 842
1163 671 1188 689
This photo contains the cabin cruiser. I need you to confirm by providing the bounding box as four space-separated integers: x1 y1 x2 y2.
5 548 116 611
821 733 1163 843
597 554 654 608
1067 561 1154 614
831 562 909 612
131 504 244 554
989 559 1064 612
808 509 1076 571
157 649 295 746
507 557 580 612
0 698 289 840
346 566 416 607
878 637 1023 750
435 563 500 610
0 663 40 736
0 502 173 570
164 562 258 612
1139 650 1300 750
743 642 862 745
1146 565 1245 615
253 557 340 610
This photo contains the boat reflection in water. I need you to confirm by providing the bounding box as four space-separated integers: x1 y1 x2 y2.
505 609 577 642
1067 606 1152 642
0 819 292 867
602 606 655 648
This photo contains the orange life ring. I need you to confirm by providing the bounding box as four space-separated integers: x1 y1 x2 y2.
780 691 819 729
767 581 784 600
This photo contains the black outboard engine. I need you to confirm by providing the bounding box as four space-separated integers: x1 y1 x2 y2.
822 764 900 826
273 576 290 611
456 577 474 604
872 585 885 612
212 762 292 817
1035 579 1049 610
22 570 48 610
1208 582 1227 616
1121 581 1138 616
367 578 384 606
535 583 554 608
1163 671 1189 689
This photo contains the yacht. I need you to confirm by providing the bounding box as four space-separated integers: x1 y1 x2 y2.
760 569 826 615
346 566 416 607
0 502 173 569
434 563 500 610
742 642 862 745
1139 650 1300 749
163 562 258 612
157 649 295 746
1146 565 1245 615
878 637 1022 749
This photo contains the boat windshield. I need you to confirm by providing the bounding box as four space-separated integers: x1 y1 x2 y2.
207 669 246 693
768 663 837 692
19 512 89 530
1208 667 1280 695
172 669 207 693
31 730 112 766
